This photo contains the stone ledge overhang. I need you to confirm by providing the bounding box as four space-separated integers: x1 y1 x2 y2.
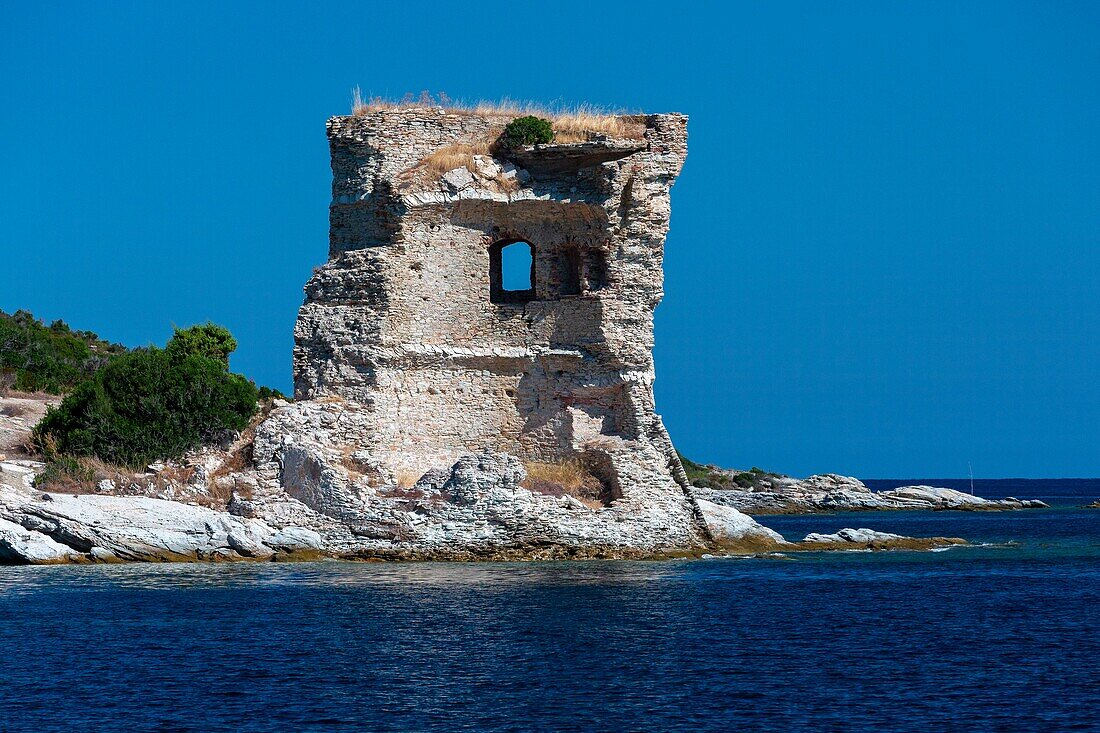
506 139 647 174
399 188 598 208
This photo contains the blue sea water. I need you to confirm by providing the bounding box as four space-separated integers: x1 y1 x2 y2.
0 480 1097 733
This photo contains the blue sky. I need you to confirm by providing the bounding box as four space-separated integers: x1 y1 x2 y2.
3 1 1097 477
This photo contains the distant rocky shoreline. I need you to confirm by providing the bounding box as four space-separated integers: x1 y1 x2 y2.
688 472 1049 516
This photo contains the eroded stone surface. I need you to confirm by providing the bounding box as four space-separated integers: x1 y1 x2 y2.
0 516 81 564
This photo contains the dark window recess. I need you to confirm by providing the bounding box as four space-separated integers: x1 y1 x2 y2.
560 246 582 296
584 249 610 291
489 239 535 304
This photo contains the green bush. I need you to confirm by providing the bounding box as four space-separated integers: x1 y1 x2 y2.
677 451 711 482
166 323 237 367
257 385 287 402
677 451 785 489
732 471 757 488
0 310 127 394
502 115 554 147
34 326 258 469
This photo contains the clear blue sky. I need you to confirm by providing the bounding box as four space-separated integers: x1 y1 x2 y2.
3 1 1097 478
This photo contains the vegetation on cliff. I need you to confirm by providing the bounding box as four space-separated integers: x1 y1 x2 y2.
350 89 646 143
502 115 555 147
521 459 605 509
678 451 783 490
0 310 128 394
34 324 259 469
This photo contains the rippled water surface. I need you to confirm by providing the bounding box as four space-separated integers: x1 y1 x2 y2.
1 480 1097 732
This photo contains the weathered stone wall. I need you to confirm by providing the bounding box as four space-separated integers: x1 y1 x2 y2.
293 107 689 495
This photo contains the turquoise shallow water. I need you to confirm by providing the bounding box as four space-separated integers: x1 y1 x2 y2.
0 480 1097 732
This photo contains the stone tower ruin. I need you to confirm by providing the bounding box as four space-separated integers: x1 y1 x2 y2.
292 106 690 504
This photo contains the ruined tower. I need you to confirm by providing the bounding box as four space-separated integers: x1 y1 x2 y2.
292 106 690 501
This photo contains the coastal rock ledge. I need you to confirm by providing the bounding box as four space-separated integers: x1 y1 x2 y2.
1 437 964 565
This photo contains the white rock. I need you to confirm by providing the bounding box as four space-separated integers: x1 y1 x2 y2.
694 472 1046 514
803 528 905 544
695 499 784 546
441 166 474 193
267 527 323 552
0 517 81 563
0 483 276 562
472 155 502 180
227 525 275 558
0 462 36 488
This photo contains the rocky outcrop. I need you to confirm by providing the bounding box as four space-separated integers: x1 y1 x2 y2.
691 472 1048 514
0 481 323 563
248 399 745 559
0 516 82 564
0 457 966 564
799 527 967 551
0 393 966 564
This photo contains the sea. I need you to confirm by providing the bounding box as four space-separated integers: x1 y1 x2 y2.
1 479 1097 732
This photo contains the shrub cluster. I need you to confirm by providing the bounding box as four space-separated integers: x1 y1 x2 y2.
164 322 237 367
502 116 554 147
0 310 128 394
34 324 259 469
678 451 783 490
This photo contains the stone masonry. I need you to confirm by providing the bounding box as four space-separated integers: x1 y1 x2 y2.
293 107 692 501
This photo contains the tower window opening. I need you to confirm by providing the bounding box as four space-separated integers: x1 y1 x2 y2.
490 239 535 304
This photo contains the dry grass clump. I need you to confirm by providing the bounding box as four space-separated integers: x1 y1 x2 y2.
395 469 423 489
522 459 605 510
408 140 519 193
551 107 646 143
204 442 253 504
351 88 645 141
420 141 494 176
35 447 126 494
201 403 280 505
339 444 364 481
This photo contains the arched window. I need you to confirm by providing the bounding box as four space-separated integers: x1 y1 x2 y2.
489 239 535 304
